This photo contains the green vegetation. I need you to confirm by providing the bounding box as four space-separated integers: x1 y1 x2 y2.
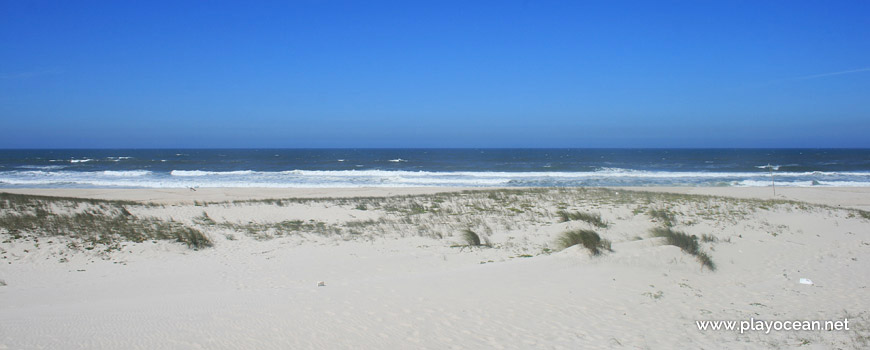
462 229 482 246
408 202 427 214
0 192 144 208
194 211 215 225
1 187 847 261
217 219 336 240
648 208 676 227
0 193 211 250
455 228 491 247
650 227 715 271
557 229 612 255
556 210 608 228
700 234 718 243
643 290 664 300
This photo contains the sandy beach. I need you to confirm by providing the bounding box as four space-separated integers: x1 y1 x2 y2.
4 186 870 209
6 0 869 348
1 187 869 349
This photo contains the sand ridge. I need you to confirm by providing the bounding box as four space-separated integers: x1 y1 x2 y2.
1 187 869 349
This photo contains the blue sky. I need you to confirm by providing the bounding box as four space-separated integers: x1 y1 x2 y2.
1 0 869 148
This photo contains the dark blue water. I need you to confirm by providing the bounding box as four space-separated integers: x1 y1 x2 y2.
1 149 868 188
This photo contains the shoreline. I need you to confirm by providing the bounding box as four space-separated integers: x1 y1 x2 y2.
3 186 870 210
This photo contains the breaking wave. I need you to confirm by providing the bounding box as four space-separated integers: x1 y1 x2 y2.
1 168 869 188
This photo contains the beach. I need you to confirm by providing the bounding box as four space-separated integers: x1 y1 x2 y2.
1 186 868 349
3 186 870 209
6 0 869 347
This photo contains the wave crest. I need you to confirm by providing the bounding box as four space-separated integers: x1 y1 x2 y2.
1 168 869 188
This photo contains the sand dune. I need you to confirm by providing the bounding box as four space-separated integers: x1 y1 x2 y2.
1 187 869 349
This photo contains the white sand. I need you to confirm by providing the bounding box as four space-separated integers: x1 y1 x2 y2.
1 187 869 349
6 186 869 210
617 186 870 211
0 187 466 205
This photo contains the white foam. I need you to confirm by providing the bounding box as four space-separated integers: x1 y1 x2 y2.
272 168 870 179
2 168 869 188
736 180 815 187
102 170 152 177
70 159 93 163
734 180 870 187
170 170 255 177
17 165 66 170
816 181 870 187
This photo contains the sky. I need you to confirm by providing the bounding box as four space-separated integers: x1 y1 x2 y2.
1 0 869 148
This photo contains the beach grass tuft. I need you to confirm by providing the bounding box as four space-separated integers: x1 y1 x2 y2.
695 251 716 271
462 229 482 246
648 208 677 227
556 210 608 228
165 226 213 249
557 229 612 255
195 211 216 225
650 227 715 270
700 234 718 243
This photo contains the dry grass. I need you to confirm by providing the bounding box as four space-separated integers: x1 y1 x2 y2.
557 229 612 256
556 210 608 228
650 227 715 271
0 192 212 250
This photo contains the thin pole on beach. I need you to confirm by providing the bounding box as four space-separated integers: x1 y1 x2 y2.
767 164 776 197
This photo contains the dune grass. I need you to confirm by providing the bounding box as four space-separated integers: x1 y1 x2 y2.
700 233 718 243
195 211 216 225
1 210 212 250
217 219 337 240
456 228 492 247
0 192 212 250
650 227 715 271
556 210 608 228
648 208 677 227
1 209 212 250
1 187 840 256
557 229 612 255
462 229 482 246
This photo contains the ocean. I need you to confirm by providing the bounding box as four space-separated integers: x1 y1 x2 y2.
1 149 868 188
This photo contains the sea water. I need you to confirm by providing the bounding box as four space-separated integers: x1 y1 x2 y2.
0 149 868 188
